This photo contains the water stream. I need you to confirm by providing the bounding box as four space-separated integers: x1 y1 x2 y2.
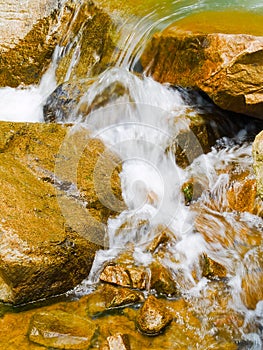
1 0 263 348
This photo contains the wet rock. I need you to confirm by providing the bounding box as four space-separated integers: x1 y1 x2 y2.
182 177 204 204
0 0 74 87
146 226 171 253
28 310 96 349
55 1 116 85
0 0 57 50
141 10 263 119
167 109 255 168
0 121 123 304
0 1 116 87
86 284 143 316
253 131 263 199
100 263 148 290
44 80 131 123
150 262 179 296
136 295 173 335
43 82 91 123
201 254 227 280
241 247 263 310
242 272 263 310
227 178 257 213
104 334 131 350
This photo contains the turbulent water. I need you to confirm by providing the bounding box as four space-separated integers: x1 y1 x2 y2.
1 0 263 348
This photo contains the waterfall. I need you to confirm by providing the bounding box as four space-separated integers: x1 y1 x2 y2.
1 0 263 348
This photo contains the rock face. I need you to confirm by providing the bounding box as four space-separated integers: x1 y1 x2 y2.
0 0 63 87
253 131 263 199
141 10 263 119
0 0 58 50
0 1 116 87
0 121 123 304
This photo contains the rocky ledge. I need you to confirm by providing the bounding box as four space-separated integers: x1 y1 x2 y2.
141 10 263 119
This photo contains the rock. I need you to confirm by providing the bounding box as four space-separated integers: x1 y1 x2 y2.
28 310 96 349
150 262 179 296
0 0 71 87
44 79 131 124
241 272 263 310
0 0 57 51
0 1 116 87
86 284 143 316
55 1 116 85
201 254 227 280
227 178 257 213
100 263 148 290
253 131 263 199
182 178 204 204
241 247 263 309
146 226 171 253
105 334 131 350
0 121 123 304
136 295 173 335
141 10 263 119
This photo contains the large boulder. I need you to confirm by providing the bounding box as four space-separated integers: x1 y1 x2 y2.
0 0 58 50
141 10 263 119
253 130 263 199
0 121 123 304
0 0 116 87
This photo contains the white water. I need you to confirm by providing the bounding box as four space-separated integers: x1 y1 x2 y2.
67 68 262 349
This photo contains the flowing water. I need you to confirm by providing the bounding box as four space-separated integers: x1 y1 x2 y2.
1 0 263 348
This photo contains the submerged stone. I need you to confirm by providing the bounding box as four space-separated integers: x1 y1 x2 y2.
86 284 143 316
28 310 96 349
136 295 173 335
141 10 263 119
104 334 131 350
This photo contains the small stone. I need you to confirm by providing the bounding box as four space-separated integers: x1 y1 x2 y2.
28 310 96 349
146 227 170 253
100 264 148 289
182 178 204 205
107 334 131 350
136 295 173 335
150 262 179 296
201 254 227 280
86 284 143 316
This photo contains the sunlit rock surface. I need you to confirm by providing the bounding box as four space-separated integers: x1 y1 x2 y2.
141 10 263 119
0 0 116 88
0 121 123 304
0 0 58 50
253 131 263 199
136 295 173 335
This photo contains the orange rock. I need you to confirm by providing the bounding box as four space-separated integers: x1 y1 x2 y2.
141 10 263 119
